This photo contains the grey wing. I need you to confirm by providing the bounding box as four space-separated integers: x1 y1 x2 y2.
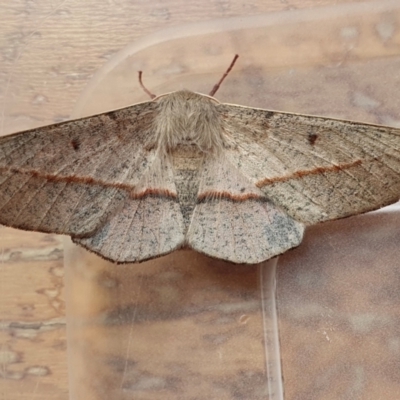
220 104 400 224
75 156 185 263
0 101 158 236
186 155 304 264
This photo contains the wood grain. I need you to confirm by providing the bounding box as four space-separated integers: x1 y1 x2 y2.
1 0 400 399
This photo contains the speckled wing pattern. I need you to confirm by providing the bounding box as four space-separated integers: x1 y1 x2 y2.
220 104 400 225
75 156 185 262
0 101 185 262
1 90 400 264
187 155 304 263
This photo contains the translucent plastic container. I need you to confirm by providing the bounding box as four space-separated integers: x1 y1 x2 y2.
64 2 400 399
2 1 400 399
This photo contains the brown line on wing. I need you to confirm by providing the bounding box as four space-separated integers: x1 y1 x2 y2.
0 166 178 199
197 190 263 203
131 188 177 199
256 160 363 188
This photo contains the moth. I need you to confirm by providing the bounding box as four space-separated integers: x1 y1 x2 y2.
1 55 400 264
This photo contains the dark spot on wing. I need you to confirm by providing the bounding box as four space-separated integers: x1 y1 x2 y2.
308 133 318 145
263 111 274 119
71 138 80 150
107 111 119 121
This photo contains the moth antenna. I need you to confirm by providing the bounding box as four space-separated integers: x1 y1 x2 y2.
138 71 156 99
209 54 239 97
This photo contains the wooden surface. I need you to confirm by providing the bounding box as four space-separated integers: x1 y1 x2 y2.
1 0 400 399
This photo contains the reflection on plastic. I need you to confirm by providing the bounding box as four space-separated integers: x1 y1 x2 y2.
64 238 275 399
260 257 284 400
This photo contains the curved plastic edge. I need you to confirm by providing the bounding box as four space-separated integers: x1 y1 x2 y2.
259 256 284 400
